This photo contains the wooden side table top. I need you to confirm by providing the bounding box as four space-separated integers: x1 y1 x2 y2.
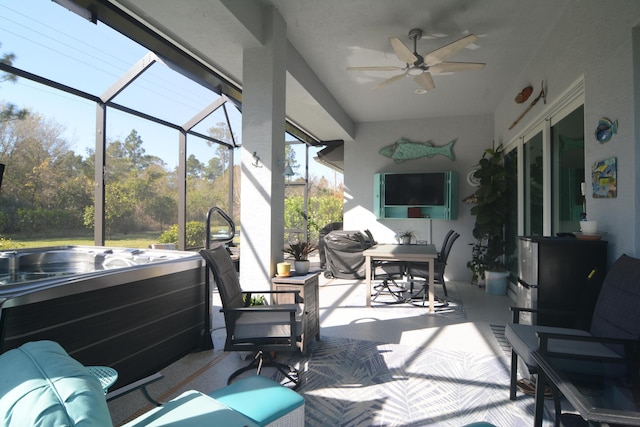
271 271 321 284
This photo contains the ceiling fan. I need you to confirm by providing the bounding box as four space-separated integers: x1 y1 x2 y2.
347 28 485 91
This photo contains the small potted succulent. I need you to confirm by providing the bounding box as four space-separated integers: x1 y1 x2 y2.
284 241 316 274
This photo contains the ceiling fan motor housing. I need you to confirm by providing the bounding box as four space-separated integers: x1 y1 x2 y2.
408 28 423 41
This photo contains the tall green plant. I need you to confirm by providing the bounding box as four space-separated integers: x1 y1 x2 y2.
469 145 508 275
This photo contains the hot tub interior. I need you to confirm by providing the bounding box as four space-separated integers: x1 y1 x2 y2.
0 247 187 285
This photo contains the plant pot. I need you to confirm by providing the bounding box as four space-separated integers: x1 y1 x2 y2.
294 260 310 275
485 271 509 295
277 262 291 276
401 236 412 245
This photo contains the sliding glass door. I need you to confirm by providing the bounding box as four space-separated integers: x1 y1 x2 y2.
503 79 584 287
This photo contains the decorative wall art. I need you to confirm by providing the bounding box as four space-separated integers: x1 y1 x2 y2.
594 117 618 143
379 138 456 163
508 81 546 130
592 157 617 198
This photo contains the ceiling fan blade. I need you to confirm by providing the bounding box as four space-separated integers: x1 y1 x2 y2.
424 34 478 65
389 37 418 64
373 71 408 90
346 66 405 71
414 72 435 90
429 61 486 73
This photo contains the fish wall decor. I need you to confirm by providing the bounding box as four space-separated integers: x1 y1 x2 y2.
379 138 456 163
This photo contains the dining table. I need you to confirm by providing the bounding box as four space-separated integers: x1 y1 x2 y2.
363 243 438 311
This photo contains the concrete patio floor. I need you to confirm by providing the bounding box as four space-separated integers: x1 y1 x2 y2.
107 267 516 425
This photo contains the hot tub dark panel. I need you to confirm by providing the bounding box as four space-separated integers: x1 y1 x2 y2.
0 249 208 390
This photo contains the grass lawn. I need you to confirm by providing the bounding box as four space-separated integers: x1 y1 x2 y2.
2 231 165 250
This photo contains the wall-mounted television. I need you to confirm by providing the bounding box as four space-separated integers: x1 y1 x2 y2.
383 172 445 206
374 171 457 219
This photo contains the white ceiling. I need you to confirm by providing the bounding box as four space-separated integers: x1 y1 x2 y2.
111 0 570 142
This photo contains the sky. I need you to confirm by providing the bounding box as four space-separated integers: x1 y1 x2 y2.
0 0 340 183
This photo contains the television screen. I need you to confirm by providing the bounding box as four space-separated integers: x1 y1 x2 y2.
384 173 445 206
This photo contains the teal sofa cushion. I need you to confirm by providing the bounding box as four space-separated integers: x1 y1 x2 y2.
0 340 112 426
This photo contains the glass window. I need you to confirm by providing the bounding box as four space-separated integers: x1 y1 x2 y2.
284 139 343 244
551 105 585 234
523 131 544 236
504 148 519 278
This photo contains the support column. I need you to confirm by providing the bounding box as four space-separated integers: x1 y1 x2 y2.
94 102 106 246
240 6 287 290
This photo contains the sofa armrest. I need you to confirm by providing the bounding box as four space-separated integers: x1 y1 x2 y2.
509 306 577 324
222 305 299 313
0 341 112 426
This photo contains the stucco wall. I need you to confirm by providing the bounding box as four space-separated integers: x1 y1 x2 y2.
494 0 640 262
344 114 493 282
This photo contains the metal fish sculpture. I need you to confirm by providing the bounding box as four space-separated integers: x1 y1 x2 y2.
379 138 456 163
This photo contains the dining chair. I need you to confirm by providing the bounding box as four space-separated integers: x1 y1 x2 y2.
406 231 459 301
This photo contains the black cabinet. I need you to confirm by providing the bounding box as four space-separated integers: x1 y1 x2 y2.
518 236 608 329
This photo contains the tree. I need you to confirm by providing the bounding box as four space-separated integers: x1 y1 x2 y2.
184 123 236 221
148 194 176 233
0 110 91 233
186 154 204 178
1 44 28 122
0 112 84 209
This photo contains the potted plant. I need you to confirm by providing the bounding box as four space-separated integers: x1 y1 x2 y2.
396 231 415 245
467 241 487 285
468 144 510 291
284 241 316 274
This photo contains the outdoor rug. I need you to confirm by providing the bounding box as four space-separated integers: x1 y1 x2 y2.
490 324 512 357
282 336 551 427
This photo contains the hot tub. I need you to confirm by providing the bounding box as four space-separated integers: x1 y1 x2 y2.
0 246 208 390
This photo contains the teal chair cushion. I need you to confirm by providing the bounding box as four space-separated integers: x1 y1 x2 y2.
122 390 260 427
0 340 112 426
209 375 304 425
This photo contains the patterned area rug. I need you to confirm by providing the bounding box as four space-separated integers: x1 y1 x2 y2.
283 336 545 427
490 324 512 357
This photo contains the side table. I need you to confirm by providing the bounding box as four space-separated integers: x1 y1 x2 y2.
87 366 118 394
271 271 320 355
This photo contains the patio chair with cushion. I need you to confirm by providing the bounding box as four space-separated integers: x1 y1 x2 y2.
200 245 305 388
505 253 640 402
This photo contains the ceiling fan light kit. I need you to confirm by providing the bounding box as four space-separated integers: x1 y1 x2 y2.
347 28 486 91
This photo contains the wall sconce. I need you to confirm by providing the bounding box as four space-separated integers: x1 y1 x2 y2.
283 163 295 177
251 151 262 168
